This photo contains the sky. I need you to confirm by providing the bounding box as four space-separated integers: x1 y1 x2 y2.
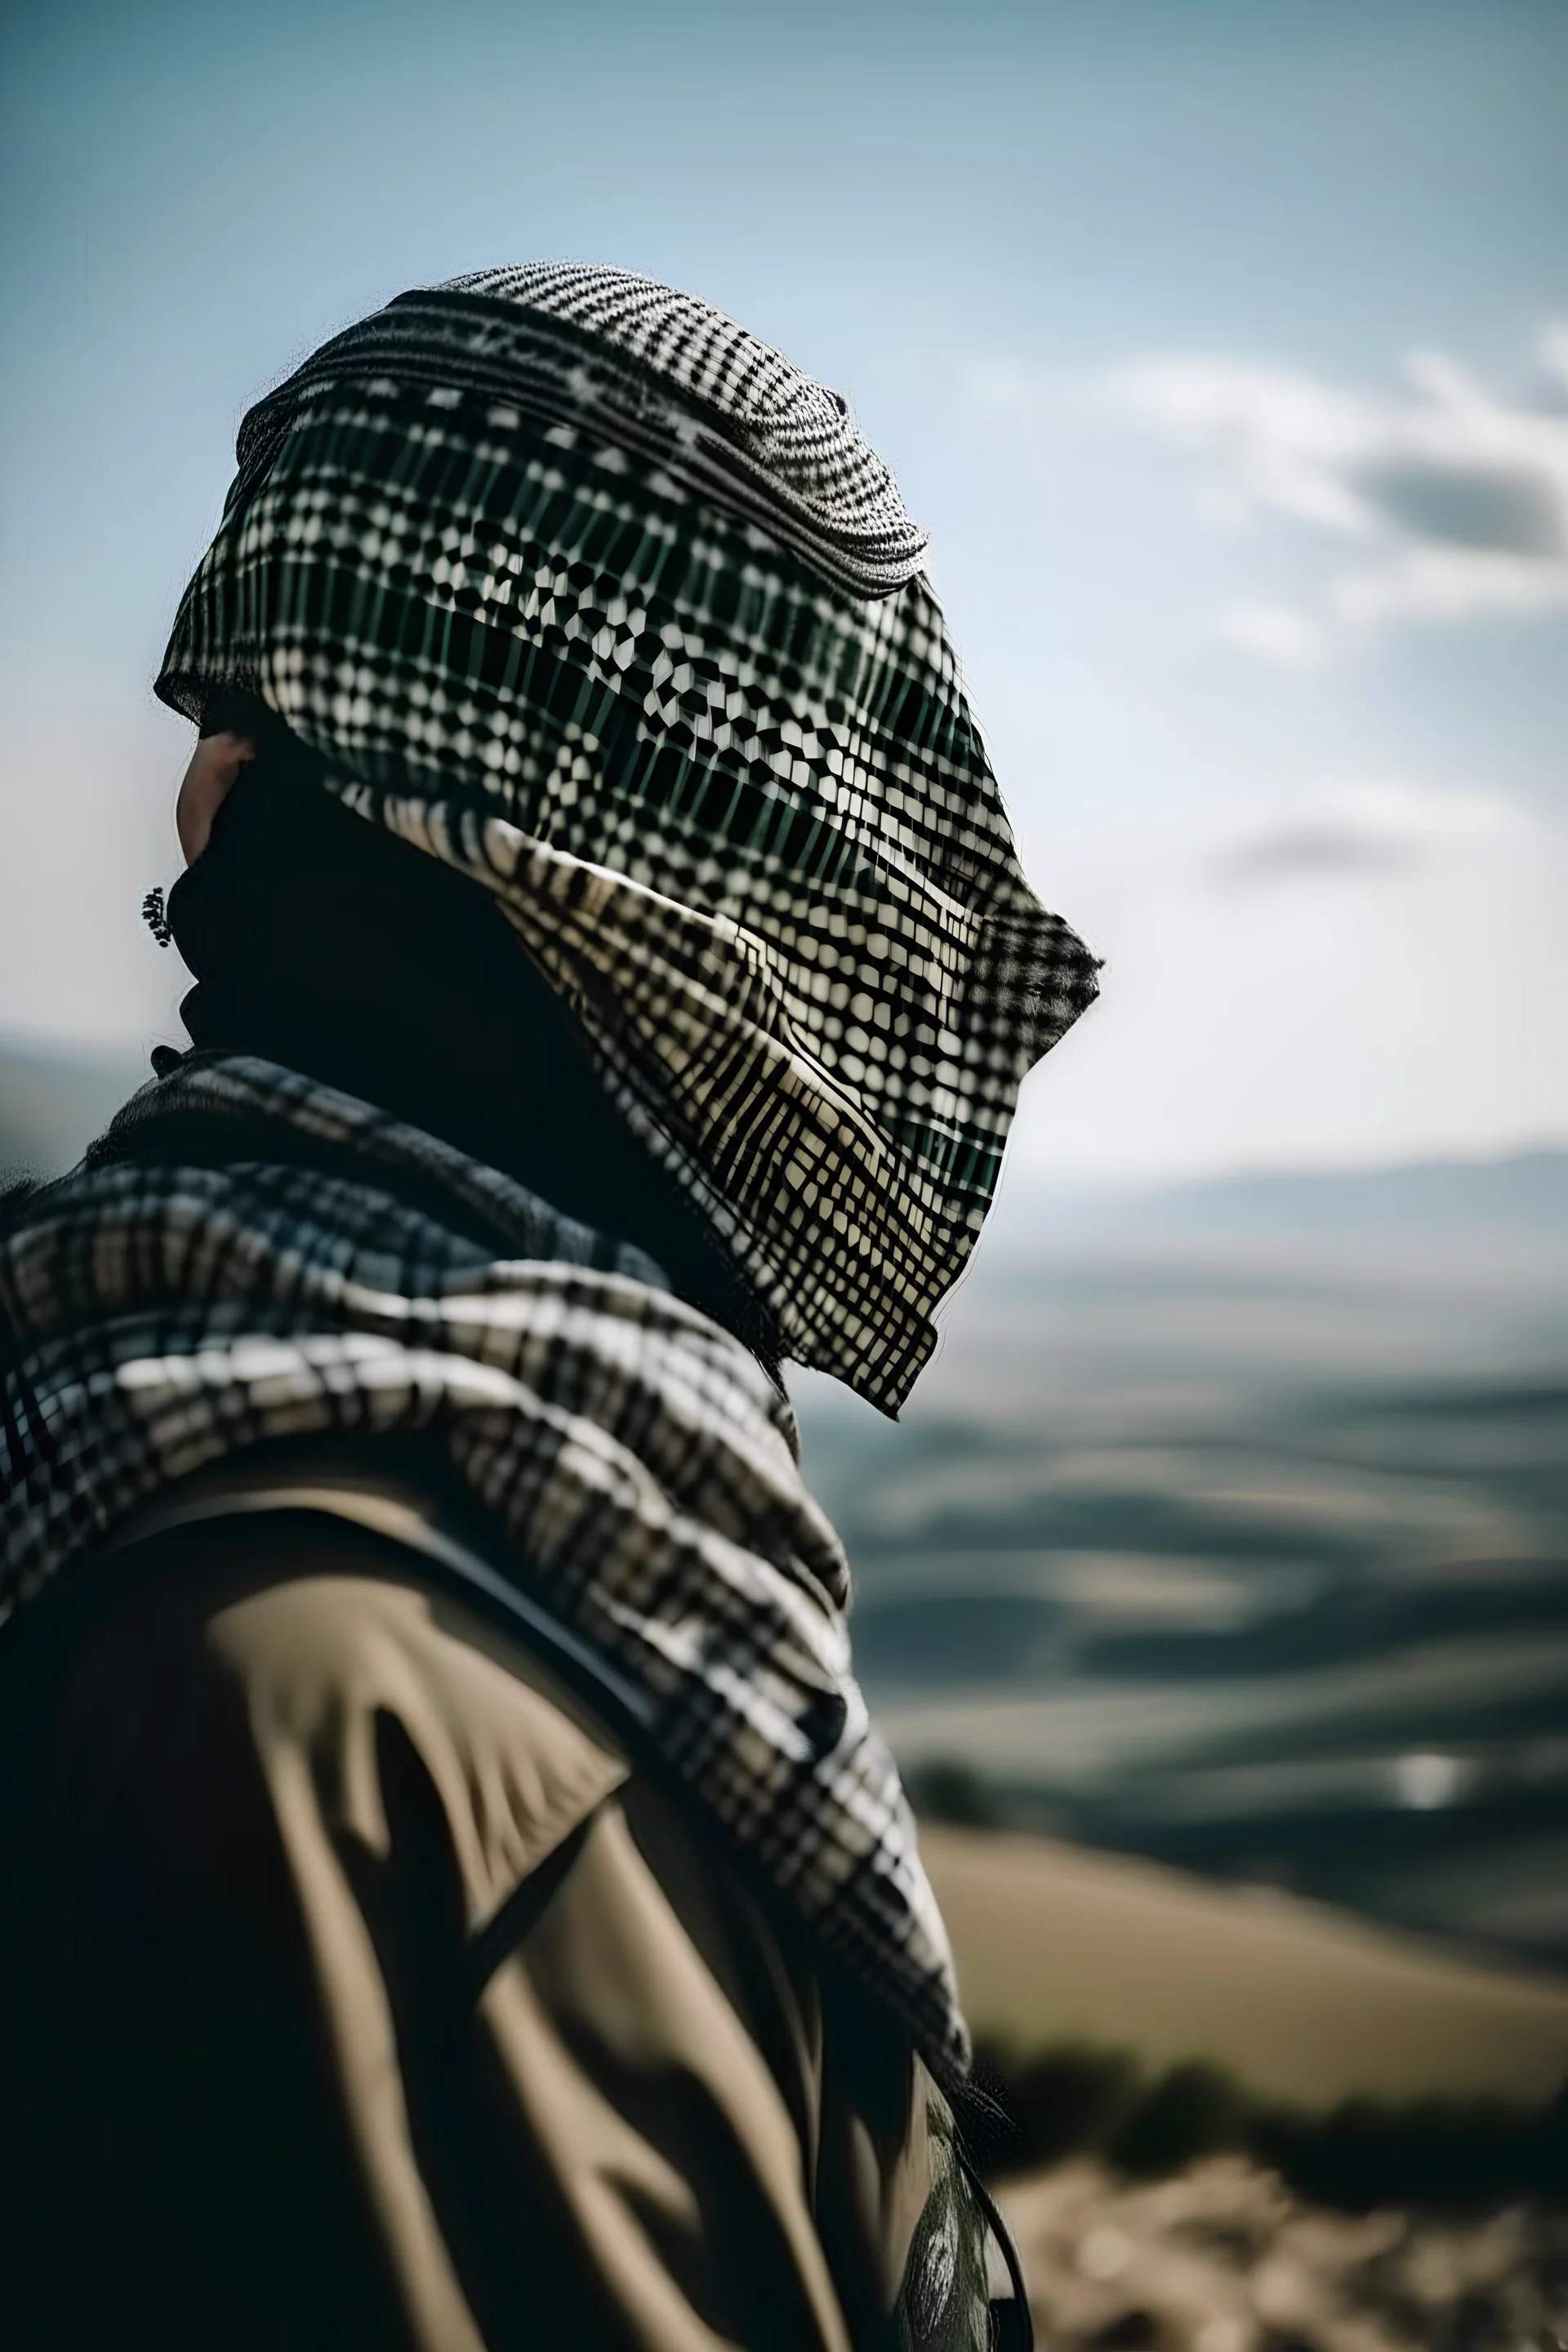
2 0 1564 1183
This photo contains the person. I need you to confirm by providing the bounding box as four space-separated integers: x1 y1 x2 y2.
0 265 1098 2350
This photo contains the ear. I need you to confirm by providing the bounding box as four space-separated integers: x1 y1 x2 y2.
176 731 258 863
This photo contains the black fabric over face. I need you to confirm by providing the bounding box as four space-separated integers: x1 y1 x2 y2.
163 720 773 1361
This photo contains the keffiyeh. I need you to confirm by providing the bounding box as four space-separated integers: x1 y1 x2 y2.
157 263 1098 1414
0 1057 968 2073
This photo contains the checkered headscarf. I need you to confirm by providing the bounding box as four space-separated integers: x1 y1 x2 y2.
157 265 1098 1414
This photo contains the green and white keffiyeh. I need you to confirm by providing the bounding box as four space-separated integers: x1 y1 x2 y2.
157 263 1098 1414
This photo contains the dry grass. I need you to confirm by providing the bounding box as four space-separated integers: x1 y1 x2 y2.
998 2158 1568 2350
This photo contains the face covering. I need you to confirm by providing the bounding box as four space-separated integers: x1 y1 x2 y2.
165 719 773 1354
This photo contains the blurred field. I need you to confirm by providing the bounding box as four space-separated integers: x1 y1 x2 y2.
798 1152 1568 1984
924 1822 1568 2109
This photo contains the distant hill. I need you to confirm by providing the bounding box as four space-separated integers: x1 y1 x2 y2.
990 1148 1568 1257
0 1035 148 1183
1136 1150 1568 1241
922 1821 1568 2109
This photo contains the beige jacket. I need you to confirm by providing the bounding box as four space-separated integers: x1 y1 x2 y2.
0 1504 1007 2351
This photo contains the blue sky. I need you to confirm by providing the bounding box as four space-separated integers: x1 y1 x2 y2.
2 0 1564 1178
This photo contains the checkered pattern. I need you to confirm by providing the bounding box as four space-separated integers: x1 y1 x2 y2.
0 1056 968 2074
157 265 1098 1415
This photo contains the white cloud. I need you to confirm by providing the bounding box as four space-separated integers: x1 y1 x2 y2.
1098 326 1568 660
1218 603 1330 669
1211 780 1523 885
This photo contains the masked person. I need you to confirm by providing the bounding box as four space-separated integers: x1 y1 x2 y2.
0 266 1097 2352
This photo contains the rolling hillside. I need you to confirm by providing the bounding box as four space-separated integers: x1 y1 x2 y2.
798 1149 1568 1974
922 1821 1568 2109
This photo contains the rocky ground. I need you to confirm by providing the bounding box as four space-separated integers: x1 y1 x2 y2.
997 2159 1568 2351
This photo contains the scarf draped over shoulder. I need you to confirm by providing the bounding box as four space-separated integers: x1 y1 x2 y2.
0 1057 969 2075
